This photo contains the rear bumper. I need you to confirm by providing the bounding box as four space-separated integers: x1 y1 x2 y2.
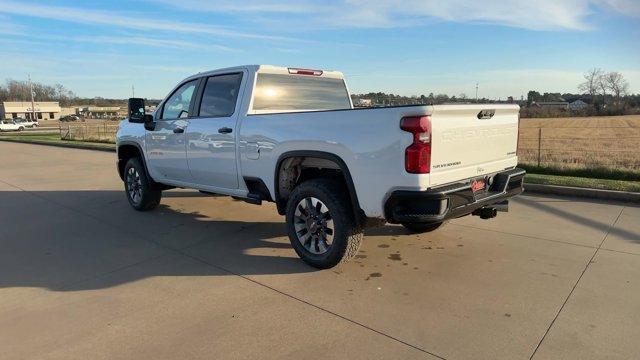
384 168 525 224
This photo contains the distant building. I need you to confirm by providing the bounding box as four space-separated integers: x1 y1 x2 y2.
353 98 372 107
79 106 121 119
569 100 589 111
60 106 80 117
0 101 61 120
531 101 569 110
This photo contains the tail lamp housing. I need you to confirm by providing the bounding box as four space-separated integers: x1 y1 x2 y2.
400 115 431 174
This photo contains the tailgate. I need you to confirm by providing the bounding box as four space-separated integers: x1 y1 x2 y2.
429 105 519 187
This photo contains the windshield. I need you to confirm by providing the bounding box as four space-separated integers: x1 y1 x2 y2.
252 73 351 113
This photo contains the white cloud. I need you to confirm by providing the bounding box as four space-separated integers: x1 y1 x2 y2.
0 14 26 35
70 36 237 53
150 0 322 13
148 0 640 31
0 1 297 41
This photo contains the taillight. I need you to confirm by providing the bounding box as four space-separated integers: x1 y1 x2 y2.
400 115 431 174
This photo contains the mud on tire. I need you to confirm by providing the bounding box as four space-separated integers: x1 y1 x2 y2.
285 178 363 269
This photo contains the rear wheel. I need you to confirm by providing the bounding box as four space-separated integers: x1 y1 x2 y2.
286 179 363 269
124 157 161 211
401 221 445 234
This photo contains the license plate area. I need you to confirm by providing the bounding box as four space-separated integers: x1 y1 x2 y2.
470 178 487 193
471 177 490 200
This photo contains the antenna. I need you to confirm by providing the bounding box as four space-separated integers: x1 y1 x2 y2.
132 85 135 98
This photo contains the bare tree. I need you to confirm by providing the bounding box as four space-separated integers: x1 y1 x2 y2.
597 73 608 103
578 68 604 102
0 79 76 104
605 72 629 106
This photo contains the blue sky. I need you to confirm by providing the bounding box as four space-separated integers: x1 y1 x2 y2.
1 0 639 99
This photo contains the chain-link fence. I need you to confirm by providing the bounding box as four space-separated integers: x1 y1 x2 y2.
517 126 640 170
59 123 119 143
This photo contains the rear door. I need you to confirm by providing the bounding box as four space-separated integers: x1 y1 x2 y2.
146 79 198 183
186 72 244 189
429 105 519 187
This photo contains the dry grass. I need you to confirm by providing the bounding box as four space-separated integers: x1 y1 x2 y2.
518 115 640 171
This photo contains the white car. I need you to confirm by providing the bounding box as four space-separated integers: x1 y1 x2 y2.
12 118 35 128
0 120 23 132
116 65 525 268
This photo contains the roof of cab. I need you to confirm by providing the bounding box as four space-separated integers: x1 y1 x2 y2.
185 65 345 81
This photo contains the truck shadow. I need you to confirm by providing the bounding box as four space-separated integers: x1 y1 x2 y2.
0 190 322 292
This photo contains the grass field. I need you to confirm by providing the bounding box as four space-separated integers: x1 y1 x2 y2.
0 133 115 151
518 115 640 173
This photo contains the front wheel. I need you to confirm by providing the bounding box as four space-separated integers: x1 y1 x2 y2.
123 157 161 211
286 179 363 269
401 221 445 233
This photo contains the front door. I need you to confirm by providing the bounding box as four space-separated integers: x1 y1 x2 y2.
146 79 198 183
186 73 244 189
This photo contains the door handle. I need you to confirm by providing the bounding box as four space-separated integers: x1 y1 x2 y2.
173 127 185 134
218 127 233 134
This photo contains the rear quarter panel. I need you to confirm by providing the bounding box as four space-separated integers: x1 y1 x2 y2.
238 106 434 217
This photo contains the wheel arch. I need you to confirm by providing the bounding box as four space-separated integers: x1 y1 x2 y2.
117 141 152 182
274 150 365 225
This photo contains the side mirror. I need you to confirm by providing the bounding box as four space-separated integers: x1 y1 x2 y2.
128 98 146 123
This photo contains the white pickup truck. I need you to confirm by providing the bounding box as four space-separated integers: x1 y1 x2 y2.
116 65 524 268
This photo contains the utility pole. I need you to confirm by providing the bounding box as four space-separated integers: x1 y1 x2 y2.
28 75 36 121
475 83 479 102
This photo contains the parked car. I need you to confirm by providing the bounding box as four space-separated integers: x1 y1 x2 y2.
23 118 36 128
12 118 35 128
31 118 39 127
116 65 525 268
60 115 80 122
0 120 22 132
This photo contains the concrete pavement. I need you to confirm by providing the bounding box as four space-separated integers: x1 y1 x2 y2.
0 141 638 359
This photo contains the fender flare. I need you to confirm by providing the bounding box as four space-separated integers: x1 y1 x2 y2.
274 150 365 225
116 141 154 182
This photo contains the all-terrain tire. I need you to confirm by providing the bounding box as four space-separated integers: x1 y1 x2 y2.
123 157 161 211
401 221 445 234
285 179 363 269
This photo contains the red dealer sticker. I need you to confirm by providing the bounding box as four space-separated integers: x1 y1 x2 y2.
471 179 486 193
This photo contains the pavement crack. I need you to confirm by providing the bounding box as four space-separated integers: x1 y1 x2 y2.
529 206 626 359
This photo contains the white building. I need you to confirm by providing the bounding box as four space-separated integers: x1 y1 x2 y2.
0 101 62 121
78 106 121 119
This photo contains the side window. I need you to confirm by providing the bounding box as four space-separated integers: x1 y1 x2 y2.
161 80 198 120
198 73 243 117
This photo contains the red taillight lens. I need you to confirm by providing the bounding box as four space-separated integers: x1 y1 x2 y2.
400 116 431 174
